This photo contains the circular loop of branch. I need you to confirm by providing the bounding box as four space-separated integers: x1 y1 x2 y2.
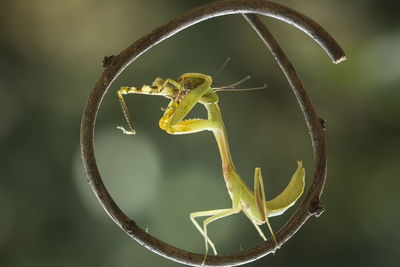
80 0 345 266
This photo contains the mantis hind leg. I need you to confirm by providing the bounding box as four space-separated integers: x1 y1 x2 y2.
190 210 221 256
254 167 280 249
190 207 240 265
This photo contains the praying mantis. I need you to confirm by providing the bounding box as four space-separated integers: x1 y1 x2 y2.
117 72 305 265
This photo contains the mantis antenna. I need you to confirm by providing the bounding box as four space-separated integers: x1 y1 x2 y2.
213 75 267 92
212 57 231 78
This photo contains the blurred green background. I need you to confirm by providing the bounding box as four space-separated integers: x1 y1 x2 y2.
1 0 399 266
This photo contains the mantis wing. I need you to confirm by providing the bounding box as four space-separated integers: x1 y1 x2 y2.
266 161 305 217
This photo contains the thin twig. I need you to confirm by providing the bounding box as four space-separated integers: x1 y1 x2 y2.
80 0 345 266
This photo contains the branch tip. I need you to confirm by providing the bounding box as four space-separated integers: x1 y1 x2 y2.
334 55 347 64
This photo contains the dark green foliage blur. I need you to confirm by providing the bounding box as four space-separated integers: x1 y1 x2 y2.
1 0 399 266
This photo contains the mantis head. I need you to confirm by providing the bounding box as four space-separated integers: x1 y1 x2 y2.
175 73 218 104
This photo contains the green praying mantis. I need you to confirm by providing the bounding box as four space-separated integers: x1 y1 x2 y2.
117 72 305 264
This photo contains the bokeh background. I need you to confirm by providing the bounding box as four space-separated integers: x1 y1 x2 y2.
1 0 399 266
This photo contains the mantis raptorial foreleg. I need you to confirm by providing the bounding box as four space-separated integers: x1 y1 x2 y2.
117 72 305 265
160 118 218 135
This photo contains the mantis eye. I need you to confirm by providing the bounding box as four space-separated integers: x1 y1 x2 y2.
178 77 205 90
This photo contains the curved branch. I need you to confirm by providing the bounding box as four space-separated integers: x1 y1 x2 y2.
242 12 330 245
80 0 345 266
